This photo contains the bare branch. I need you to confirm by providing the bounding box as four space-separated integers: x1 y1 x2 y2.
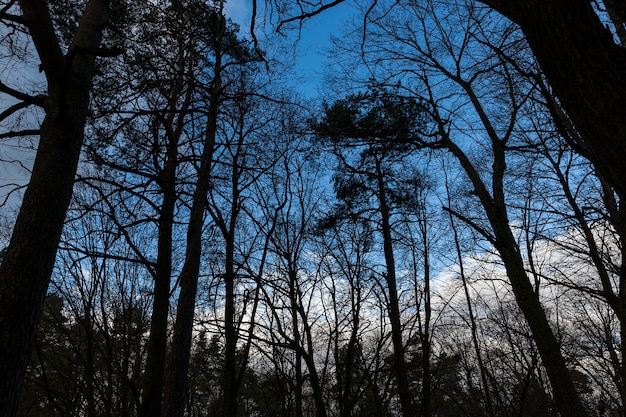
276 0 347 32
0 81 46 106
0 101 37 123
0 129 39 139
442 205 496 246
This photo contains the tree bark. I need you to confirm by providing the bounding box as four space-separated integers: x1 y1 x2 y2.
161 133 216 417
0 1 110 416
479 0 626 200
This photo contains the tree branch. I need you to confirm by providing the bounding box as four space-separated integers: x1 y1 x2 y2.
0 129 39 139
18 0 65 85
277 0 347 32
0 81 46 106
442 205 496 246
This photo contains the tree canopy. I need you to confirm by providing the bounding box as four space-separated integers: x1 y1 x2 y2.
0 1 624 417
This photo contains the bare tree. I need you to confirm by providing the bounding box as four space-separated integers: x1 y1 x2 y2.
316 217 374 417
255 141 331 417
18 183 151 417
344 2 590 415
263 0 626 200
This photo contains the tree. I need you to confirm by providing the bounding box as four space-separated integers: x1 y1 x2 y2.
161 5 237 416
335 2 591 414
535 136 626 407
476 0 626 201
251 134 332 417
429 39 590 417
18 294 80 417
85 3 202 414
0 1 116 415
316 217 374 417
20 184 153 417
199 70 276 417
264 0 626 200
314 87 431 417
185 333 225 417
79 2 264 415
442 164 497 417
17 202 152 417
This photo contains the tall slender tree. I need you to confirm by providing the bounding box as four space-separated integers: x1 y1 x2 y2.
314 88 430 417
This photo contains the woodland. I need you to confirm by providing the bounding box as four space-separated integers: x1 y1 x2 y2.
0 1 625 417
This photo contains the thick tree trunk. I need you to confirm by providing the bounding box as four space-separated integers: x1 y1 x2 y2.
139 12 196 412
479 0 626 201
161 155 212 417
0 2 109 416
161 258 202 417
496 236 587 416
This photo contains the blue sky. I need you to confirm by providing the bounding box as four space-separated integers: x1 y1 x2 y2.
0 1 356 214
225 0 356 99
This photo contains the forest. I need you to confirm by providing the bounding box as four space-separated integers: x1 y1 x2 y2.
0 1 625 417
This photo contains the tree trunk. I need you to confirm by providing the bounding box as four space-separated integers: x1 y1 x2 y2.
161 50 220 417
139 153 177 417
294 343 304 417
288 265 325 417
375 159 416 417
450 216 495 416
161 149 214 417
0 1 109 416
338 298 360 417
223 225 239 417
292 278 304 417
479 0 626 201
445 139 589 417
139 10 196 412
420 228 432 417
302 349 328 417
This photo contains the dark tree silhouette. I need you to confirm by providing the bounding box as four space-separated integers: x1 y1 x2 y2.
0 1 114 415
